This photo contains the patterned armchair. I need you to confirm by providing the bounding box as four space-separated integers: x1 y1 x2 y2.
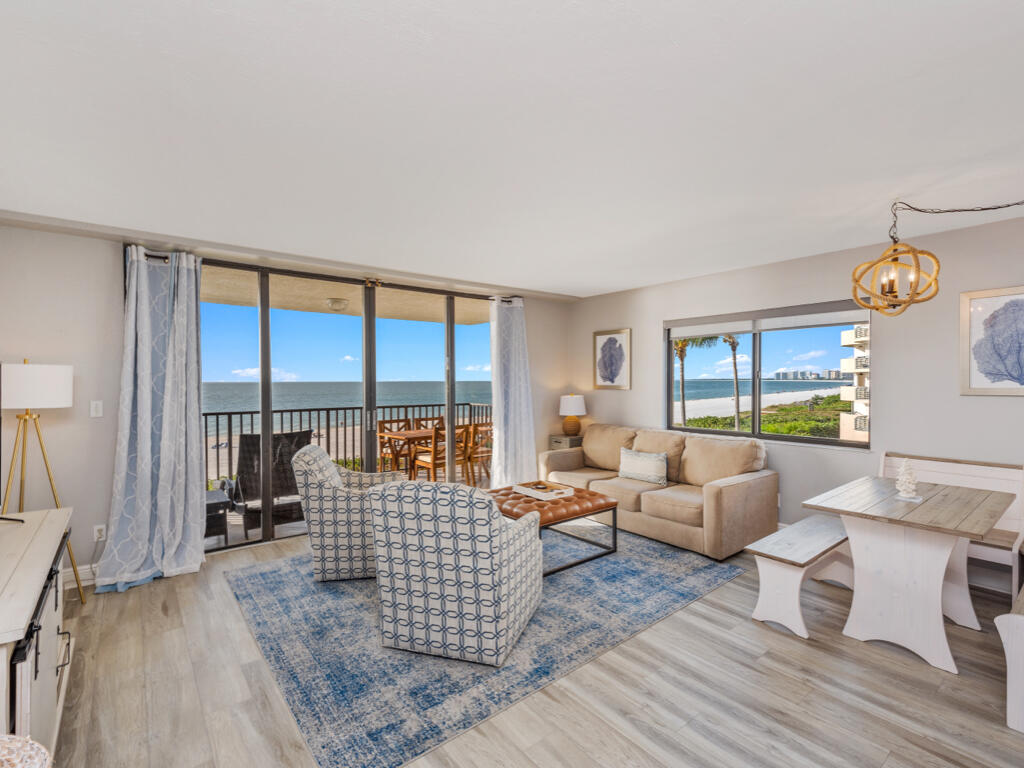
368 481 543 666
291 445 405 581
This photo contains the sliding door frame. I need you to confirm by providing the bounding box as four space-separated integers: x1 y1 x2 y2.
200 257 492 544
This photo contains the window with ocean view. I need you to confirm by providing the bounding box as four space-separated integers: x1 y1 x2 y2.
667 311 870 447
758 324 861 441
671 333 753 433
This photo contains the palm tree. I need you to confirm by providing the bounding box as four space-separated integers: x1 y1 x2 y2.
672 336 719 425
721 334 742 430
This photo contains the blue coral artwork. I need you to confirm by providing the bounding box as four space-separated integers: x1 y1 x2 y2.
963 287 1024 395
594 329 631 389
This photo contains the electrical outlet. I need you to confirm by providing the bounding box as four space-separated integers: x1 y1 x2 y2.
90 400 103 418
93 525 106 542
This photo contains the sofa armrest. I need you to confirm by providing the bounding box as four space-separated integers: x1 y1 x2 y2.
702 469 779 560
538 447 584 479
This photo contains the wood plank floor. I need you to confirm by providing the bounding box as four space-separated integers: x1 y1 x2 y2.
55 537 1024 767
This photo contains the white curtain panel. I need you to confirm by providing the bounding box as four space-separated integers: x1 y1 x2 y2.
490 297 536 487
95 246 205 592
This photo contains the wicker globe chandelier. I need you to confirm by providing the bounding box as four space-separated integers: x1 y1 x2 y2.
853 198 1024 317
852 240 939 317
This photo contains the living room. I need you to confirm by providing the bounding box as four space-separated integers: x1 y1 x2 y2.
2 3 1024 768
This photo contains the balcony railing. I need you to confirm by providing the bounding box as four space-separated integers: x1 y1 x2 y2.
202 402 492 485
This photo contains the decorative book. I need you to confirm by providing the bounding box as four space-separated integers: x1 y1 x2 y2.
512 481 574 501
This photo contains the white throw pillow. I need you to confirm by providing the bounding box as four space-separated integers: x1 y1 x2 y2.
619 448 668 485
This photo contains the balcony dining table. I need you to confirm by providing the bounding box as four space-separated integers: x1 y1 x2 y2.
803 475 1016 674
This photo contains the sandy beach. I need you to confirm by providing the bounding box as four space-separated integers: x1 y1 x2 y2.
672 386 841 423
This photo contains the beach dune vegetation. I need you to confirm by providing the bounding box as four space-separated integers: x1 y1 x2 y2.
685 394 850 439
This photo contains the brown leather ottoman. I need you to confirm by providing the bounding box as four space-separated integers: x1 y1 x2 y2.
490 486 618 576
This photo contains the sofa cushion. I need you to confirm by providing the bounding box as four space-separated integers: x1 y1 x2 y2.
640 484 704 527
548 467 618 490
633 429 686 482
619 448 668 485
582 424 637 471
590 476 671 513
681 435 765 486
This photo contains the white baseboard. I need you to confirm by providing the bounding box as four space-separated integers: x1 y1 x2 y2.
61 563 97 592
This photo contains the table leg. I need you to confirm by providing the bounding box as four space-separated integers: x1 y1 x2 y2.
943 537 981 630
841 515 959 674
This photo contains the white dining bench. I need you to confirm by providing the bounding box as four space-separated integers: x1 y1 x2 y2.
879 452 1024 598
745 514 853 639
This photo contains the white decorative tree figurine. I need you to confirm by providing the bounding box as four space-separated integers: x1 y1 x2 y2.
896 458 919 500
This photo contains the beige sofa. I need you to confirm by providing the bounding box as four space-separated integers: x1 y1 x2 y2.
538 423 778 560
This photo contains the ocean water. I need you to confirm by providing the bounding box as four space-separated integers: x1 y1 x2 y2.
201 381 492 414
202 378 839 414
673 378 842 402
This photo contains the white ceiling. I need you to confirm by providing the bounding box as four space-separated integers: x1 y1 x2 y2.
2 1 1023 298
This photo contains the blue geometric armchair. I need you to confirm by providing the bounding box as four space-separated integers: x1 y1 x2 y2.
367 481 543 666
291 445 405 581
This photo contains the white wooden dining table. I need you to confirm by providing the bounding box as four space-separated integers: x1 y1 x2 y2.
803 475 1017 674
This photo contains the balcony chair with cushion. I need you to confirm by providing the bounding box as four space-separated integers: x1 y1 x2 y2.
233 429 313 538
368 481 543 666
412 424 472 481
292 444 405 581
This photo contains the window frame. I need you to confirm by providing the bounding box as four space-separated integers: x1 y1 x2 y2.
664 316 870 450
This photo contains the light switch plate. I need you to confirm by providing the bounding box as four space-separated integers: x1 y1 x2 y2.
90 400 103 418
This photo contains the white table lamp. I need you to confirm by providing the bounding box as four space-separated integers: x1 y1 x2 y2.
1 360 85 602
559 394 586 436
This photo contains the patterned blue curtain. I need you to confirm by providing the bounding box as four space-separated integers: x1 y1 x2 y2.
95 246 205 592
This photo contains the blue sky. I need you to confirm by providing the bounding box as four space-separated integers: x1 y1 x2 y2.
675 325 854 379
200 303 491 382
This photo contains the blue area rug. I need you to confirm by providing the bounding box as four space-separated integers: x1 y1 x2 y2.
225 523 742 768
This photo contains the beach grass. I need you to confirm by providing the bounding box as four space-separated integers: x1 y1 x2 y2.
683 393 851 439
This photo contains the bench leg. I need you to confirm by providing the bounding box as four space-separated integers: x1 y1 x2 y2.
995 613 1024 732
809 542 854 590
943 537 981 631
752 555 810 639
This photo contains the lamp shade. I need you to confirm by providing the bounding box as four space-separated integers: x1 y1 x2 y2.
1 364 74 410
559 394 586 417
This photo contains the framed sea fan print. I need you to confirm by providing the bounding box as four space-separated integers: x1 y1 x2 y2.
594 328 631 390
960 285 1024 396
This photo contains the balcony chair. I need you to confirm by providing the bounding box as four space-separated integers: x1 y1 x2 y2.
413 415 445 430
377 417 412 472
368 481 543 665
232 429 312 538
466 422 493 487
291 444 405 580
413 424 472 481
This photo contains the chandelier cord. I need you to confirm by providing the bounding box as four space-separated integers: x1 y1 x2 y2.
889 198 1024 244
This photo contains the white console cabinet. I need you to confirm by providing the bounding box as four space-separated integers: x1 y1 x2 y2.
1 508 74 755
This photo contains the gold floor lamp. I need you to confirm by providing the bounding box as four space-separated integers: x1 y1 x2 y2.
1 360 86 603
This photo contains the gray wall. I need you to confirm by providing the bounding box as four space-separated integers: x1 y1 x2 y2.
0 224 570 575
566 217 1024 523
0 225 124 566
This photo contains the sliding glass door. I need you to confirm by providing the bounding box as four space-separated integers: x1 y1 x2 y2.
199 264 264 549
455 297 493 487
374 287 448 480
266 273 365 541
199 263 493 551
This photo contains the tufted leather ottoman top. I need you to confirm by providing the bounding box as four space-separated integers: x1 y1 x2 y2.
489 486 617 527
